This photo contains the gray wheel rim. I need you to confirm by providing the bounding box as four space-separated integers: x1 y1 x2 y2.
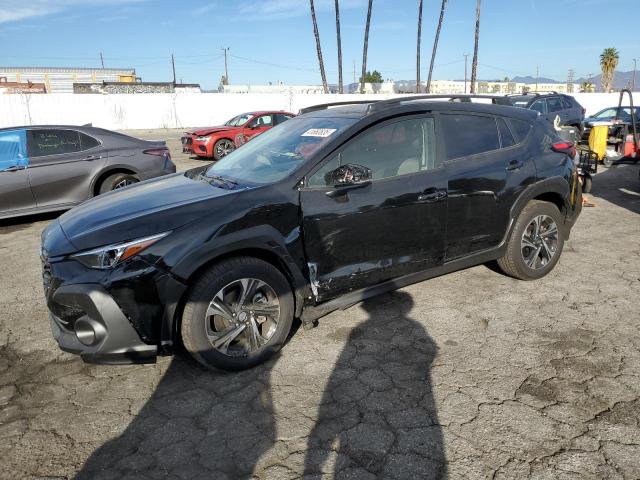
215 140 235 158
113 178 137 189
521 214 559 270
204 278 280 357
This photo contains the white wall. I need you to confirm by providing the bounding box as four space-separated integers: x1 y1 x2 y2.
0 92 637 130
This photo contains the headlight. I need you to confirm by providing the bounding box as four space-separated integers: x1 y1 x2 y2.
196 136 211 144
71 232 169 269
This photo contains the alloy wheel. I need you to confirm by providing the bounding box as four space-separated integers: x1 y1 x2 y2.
204 278 280 357
521 215 559 270
215 140 235 158
113 178 137 189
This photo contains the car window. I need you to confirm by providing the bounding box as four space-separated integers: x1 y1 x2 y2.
594 108 617 119
547 97 564 113
79 132 100 150
497 118 516 148
251 115 274 128
530 100 547 114
0 129 28 171
205 116 356 185
561 98 573 110
441 114 500 160
308 117 436 187
27 129 81 157
508 119 532 143
224 114 253 127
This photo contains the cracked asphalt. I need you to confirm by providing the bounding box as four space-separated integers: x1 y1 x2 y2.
1 129 639 479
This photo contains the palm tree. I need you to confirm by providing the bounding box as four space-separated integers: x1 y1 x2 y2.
580 81 595 93
335 0 343 94
469 0 481 93
360 0 373 94
426 0 447 94
310 0 329 94
600 47 619 93
416 0 423 93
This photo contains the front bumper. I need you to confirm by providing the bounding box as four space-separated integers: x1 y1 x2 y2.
43 252 187 365
49 283 157 364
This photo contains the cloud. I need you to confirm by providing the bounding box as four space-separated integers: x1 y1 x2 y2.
234 0 366 20
0 0 146 24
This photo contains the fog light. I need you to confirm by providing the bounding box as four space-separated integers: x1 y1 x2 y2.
75 318 106 346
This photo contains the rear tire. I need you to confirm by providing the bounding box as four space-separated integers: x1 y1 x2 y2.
497 200 565 280
98 173 139 194
181 257 294 371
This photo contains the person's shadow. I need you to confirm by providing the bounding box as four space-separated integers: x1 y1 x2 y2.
304 291 447 479
75 354 279 480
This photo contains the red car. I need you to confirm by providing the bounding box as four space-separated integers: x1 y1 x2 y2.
181 111 295 160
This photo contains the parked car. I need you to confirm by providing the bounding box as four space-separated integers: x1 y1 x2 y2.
506 92 585 131
181 111 295 160
0 125 175 220
42 97 582 370
582 106 640 140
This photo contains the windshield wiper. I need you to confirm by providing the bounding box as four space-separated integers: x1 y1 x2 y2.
206 174 239 189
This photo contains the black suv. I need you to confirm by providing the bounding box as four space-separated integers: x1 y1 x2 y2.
507 92 585 130
42 96 582 370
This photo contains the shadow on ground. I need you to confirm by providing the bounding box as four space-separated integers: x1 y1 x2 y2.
76 292 446 479
588 162 640 214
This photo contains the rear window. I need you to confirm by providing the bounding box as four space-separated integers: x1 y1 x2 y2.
441 114 500 160
497 118 516 148
507 119 533 143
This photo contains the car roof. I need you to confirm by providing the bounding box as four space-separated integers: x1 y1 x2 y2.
299 100 538 122
0 125 103 133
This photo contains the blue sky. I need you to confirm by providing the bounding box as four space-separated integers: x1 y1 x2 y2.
0 0 637 89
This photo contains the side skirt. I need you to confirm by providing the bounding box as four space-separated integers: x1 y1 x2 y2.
300 244 505 325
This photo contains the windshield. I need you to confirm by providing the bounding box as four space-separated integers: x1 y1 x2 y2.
594 107 632 119
224 113 253 127
205 116 357 185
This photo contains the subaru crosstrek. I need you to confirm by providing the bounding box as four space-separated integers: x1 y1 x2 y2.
42 96 582 370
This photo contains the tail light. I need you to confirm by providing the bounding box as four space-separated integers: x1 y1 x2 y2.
143 147 171 160
551 141 576 158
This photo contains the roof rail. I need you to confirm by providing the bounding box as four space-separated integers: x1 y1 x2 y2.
366 94 513 114
298 100 377 115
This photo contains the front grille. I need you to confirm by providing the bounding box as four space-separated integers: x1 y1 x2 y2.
41 247 52 296
181 136 192 146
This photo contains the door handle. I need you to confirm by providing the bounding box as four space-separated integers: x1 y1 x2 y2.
3 165 26 172
418 188 447 202
506 160 524 171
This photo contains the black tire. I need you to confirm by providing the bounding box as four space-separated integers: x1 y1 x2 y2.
213 138 236 161
582 175 592 194
181 257 294 371
98 173 139 194
497 200 565 281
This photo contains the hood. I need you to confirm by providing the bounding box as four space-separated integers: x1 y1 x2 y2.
189 126 240 136
57 172 243 252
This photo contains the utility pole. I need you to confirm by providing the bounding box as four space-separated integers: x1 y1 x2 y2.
222 47 230 84
99 52 104 69
171 53 176 84
535 65 539 91
633 59 637 91
464 53 469 93
567 68 574 93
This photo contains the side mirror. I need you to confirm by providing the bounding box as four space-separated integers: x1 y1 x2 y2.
326 163 372 187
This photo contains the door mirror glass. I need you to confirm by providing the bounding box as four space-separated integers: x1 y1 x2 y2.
327 163 372 186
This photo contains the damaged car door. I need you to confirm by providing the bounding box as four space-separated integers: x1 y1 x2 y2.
301 115 447 302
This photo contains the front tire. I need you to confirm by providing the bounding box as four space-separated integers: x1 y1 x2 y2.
181 257 294 371
497 200 565 280
213 139 236 161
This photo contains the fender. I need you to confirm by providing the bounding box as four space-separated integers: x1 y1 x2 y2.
171 224 310 314
503 177 571 245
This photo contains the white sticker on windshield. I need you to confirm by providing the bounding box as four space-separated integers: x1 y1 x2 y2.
301 128 337 138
